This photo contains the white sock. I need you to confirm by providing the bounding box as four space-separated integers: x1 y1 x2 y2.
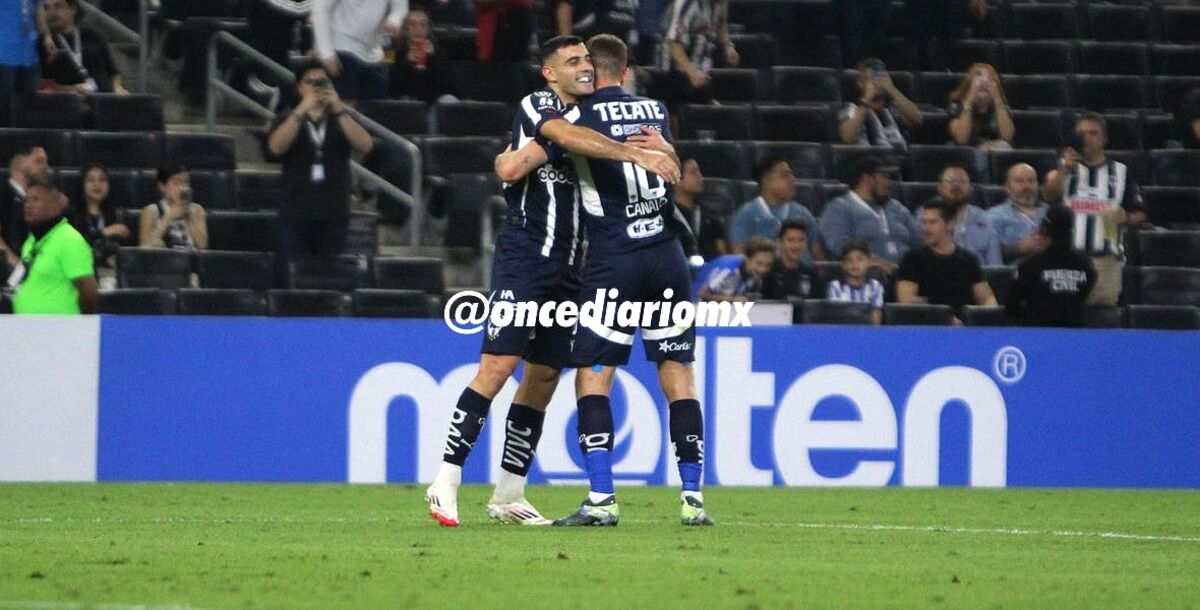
588 491 614 504
682 490 704 503
433 462 462 488
492 470 526 503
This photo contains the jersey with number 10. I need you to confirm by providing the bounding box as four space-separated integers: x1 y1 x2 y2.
559 86 678 256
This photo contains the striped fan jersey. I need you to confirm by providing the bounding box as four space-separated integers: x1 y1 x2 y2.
1059 159 1144 256
826 278 886 309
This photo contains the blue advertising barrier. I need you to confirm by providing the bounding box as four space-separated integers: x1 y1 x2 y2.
97 318 1200 488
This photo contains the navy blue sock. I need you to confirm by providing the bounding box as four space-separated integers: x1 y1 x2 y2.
577 394 615 495
501 403 545 477
442 387 491 466
669 399 704 492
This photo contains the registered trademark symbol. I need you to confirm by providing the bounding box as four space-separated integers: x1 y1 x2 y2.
992 347 1026 384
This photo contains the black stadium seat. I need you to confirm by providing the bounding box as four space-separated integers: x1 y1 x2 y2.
884 303 956 326
1125 305 1200 330
674 141 753 179
1003 75 1072 110
1106 150 1151 185
372 257 445 294
1150 151 1200 188
0 129 76 166
91 94 165 131
910 111 950 146
1154 77 1197 116
234 169 282 210
287 255 370 291
187 170 237 209
1010 110 1064 149
680 105 755 140
1011 4 1080 40
195 250 275 291
963 305 1009 327
104 169 150 209
1088 5 1152 42
422 136 503 176
205 210 277 252
708 69 769 102
1161 7 1200 44
76 132 162 168
1001 41 1075 76
751 142 828 180
99 288 178 315
267 289 352 317
1071 76 1149 112
164 133 237 170
898 182 938 212
771 67 842 104
435 101 512 137
11 92 90 129
1101 113 1142 151
177 288 267 316
1126 266 1200 306
929 39 1001 72
1083 306 1123 329
1078 42 1150 77
117 248 193 289
448 61 529 103
697 177 743 218
907 145 980 183
353 288 440 318
984 266 1017 305
726 34 778 68
1129 231 1200 269
754 105 832 143
1142 187 1200 227
1141 113 1174 150
801 300 874 325
1150 45 1200 78
356 100 428 136
918 72 962 108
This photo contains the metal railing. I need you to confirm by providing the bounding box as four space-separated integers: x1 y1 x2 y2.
78 0 149 93
205 31 423 246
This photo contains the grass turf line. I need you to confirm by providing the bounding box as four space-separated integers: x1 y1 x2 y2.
1 484 1198 610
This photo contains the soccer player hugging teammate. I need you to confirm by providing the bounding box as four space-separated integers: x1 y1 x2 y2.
426 35 679 527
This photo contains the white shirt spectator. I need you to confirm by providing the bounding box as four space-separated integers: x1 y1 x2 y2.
312 0 408 64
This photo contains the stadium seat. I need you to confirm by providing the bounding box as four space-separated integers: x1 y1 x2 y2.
1153 77 1197 116
372 257 445 294
674 141 753 179
0 128 76 166
164 133 237 170
1150 151 1200 188
1128 231 1200 269
117 248 193 289
1010 110 1064 149
771 67 842 104
1003 76 1072 110
99 288 178 315
801 300 874 325
697 177 744 219
234 169 282 210
435 101 512 137
356 100 429 136
353 288 440 318
917 73 962 108
91 94 165 131
76 132 162 169
907 145 981 183
205 211 277 252
345 212 379 256
287 255 369 292
1161 7 1200 44
1100 113 1142 151
187 170 237 209
929 39 1001 72
680 105 755 140
726 34 778 68
872 38 921 72
883 303 956 326
11 92 89 129
435 172 501 251
962 305 1009 327
1149 45 1200 78
195 250 275 291
1087 5 1152 42
1141 113 1174 150
897 182 938 212
988 150 1058 187
980 185 1007 209
1078 42 1150 77
422 137 503 177
266 289 352 317
709 69 769 102
984 266 1016 305
104 169 150 209
751 142 828 180
436 28 477 60
1001 41 1075 76
1083 306 1123 329
1126 266 1200 306
754 105 832 143
177 288 267 316
1142 187 1200 227
909 111 951 146
448 61 529 103
1105 150 1151 185
1124 305 1200 330
1011 4 1080 40
1072 76 1150 112
829 145 899 184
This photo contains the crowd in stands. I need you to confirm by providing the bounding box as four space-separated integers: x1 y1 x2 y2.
0 0 1197 326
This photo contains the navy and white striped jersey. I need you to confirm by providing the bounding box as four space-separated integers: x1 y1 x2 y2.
556 86 679 256
502 88 582 264
658 0 724 72
1059 160 1144 256
826 278 886 309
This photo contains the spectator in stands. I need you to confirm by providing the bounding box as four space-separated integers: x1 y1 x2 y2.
947 64 1013 150
838 58 923 151
987 163 1048 264
692 236 775 302
40 0 127 94
11 177 98 314
268 61 374 260
651 0 737 115
826 241 884 325
673 156 727 260
139 163 208 251
728 157 821 258
818 156 919 274
1006 204 1096 328
1 0 52 126
388 8 452 105
761 220 820 300
1043 112 1146 307
555 0 637 43
1182 86 1200 150
931 164 1001 266
1 143 51 270
69 163 130 289
897 200 997 324
473 0 533 61
312 0 407 102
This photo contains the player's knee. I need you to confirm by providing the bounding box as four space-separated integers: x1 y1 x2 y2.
475 355 521 393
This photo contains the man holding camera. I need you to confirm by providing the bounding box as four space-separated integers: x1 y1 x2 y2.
838 58 923 151
1043 112 1146 307
268 60 374 263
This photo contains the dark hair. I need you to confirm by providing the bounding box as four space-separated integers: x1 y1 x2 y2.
743 236 777 258
539 35 584 65
1075 111 1108 136
587 33 628 79
157 163 188 185
62 0 80 8
841 240 871 260
1041 204 1074 245
754 156 788 184
8 141 42 163
25 175 59 195
778 219 808 239
81 162 108 181
920 199 955 223
846 156 894 187
292 59 329 85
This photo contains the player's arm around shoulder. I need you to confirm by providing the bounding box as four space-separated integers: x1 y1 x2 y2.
537 116 681 183
495 140 550 183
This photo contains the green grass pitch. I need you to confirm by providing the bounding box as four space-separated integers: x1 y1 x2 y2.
1 484 1198 610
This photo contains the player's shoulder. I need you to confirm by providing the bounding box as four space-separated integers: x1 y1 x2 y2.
523 87 564 109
